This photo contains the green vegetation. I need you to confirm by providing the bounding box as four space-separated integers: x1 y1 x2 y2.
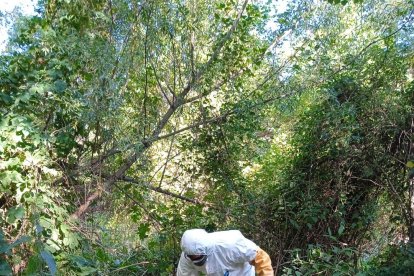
1 0 413 275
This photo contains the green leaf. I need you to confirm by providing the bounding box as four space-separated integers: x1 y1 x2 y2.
0 235 30 255
0 260 12 276
328 227 332 236
54 80 67 93
0 171 24 186
408 168 414 179
0 243 10 255
138 223 150 239
69 255 90 267
25 255 42 275
338 223 345 235
289 219 300 230
29 83 48 95
6 206 25 224
39 217 53 229
96 248 109 262
10 236 31 248
40 250 57 276
0 230 8 254
78 266 97 276
0 93 13 105
406 161 414 168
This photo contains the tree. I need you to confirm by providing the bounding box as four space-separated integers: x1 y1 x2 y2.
1 0 274 273
1 0 413 274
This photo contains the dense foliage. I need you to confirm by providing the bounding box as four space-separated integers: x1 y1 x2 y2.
1 0 413 275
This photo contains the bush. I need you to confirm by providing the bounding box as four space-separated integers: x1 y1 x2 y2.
360 243 414 276
282 244 358 276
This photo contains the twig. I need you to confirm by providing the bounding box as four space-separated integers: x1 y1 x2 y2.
113 182 162 230
111 261 150 273
121 176 203 205
158 134 175 188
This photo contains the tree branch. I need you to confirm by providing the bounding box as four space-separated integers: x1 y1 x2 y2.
149 152 181 183
122 176 202 204
158 134 175 188
113 182 162 229
144 91 292 144
150 61 173 106
358 9 414 57
182 69 243 105
70 189 102 219
70 0 251 219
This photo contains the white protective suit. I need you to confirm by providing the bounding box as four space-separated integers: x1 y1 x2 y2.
177 229 258 276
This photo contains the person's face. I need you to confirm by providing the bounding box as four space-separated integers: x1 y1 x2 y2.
187 255 203 261
185 254 208 266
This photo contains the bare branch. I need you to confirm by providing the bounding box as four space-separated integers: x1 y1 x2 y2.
144 91 292 144
190 30 196 80
149 152 181 183
70 189 102 219
150 62 173 106
350 176 384 188
113 182 162 229
110 1 147 79
108 0 115 43
89 148 122 168
158 134 175 188
265 29 292 56
165 81 177 99
122 176 202 204
183 69 244 105
143 21 149 138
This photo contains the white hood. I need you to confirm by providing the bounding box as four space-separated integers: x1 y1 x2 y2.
178 229 258 276
181 229 214 256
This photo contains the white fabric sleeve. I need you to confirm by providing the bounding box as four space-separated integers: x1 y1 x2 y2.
232 237 258 264
177 252 198 276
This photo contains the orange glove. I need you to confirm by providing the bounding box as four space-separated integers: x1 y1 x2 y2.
250 248 274 276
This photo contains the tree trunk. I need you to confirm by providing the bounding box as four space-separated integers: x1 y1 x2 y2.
408 118 414 243
410 177 414 243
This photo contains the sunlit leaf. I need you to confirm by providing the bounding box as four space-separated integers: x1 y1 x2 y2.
40 250 57 276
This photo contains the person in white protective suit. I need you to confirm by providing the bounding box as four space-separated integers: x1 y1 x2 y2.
177 229 274 276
